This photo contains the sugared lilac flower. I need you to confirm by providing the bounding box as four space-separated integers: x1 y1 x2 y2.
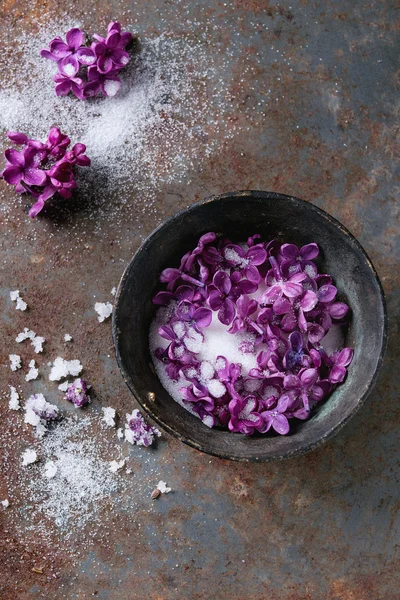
151 232 354 436
126 409 161 447
228 395 263 435
26 393 59 420
64 378 90 407
41 22 132 99
1 128 90 218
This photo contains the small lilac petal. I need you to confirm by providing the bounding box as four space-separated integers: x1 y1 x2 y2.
329 365 347 383
307 323 325 344
237 279 258 295
55 80 72 96
289 272 307 283
97 54 114 74
283 374 300 390
247 245 267 265
38 185 57 202
106 31 121 49
40 48 58 61
119 31 133 47
277 394 290 413
300 368 318 387
23 168 47 186
273 296 291 315
318 284 337 303
208 289 223 311
7 131 28 144
110 48 130 66
260 284 282 304
336 348 354 367
272 414 290 435
213 271 231 295
152 291 175 305
108 21 122 33
160 268 180 283
298 308 308 333
300 243 319 260
65 28 84 50
327 302 349 319
280 243 299 259
299 290 318 312
289 331 303 352
2 166 22 185
5 148 24 167
219 298 235 325
76 46 97 65
193 307 212 328
282 282 304 298
280 312 297 331
83 80 101 98
158 325 176 341
245 264 261 284
28 199 45 218
49 39 70 57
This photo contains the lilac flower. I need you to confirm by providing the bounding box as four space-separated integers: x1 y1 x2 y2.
207 271 257 325
92 29 130 74
283 368 330 413
155 343 198 381
26 394 59 420
45 127 71 159
83 66 122 98
228 395 263 435
248 350 281 379
160 251 205 291
175 300 212 329
126 409 161 446
279 242 319 278
223 243 267 283
64 378 90 407
40 28 87 62
259 394 290 435
180 383 215 413
260 256 307 304
228 295 258 333
2 147 47 188
53 58 84 99
216 356 242 394
283 331 308 370
317 301 349 331
328 348 354 383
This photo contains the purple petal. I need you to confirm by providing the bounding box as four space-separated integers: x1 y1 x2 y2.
7 132 28 144
208 289 223 311
38 185 57 202
282 281 304 298
300 243 319 260
245 264 261 284
218 298 235 325
59 54 79 77
110 48 130 67
329 365 347 384
23 168 47 186
28 199 45 218
299 290 318 312
272 414 290 435
327 302 349 319
318 284 337 303
280 243 298 259
300 368 318 387
289 331 303 352
280 312 297 331
2 166 22 185
247 245 267 265
193 307 212 328
283 374 300 390
160 268 180 283
108 21 121 33
49 39 70 58
119 31 133 47
277 394 290 413
97 54 114 74
158 325 176 341
4 148 24 167
106 31 121 49
40 49 58 61
307 323 325 344
273 296 291 315
76 47 97 65
335 348 354 367
298 308 308 333
213 271 231 295
65 28 84 50
83 80 101 98
152 291 175 305
55 80 72 96
260 284 282 304
289 272 307 284
93 41 106 57
237 279 258 295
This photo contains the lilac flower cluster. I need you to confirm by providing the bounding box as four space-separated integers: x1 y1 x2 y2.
64 378 90 407
125 409 161 447
41 22 132 99
152 233 354 436
1 128 90 217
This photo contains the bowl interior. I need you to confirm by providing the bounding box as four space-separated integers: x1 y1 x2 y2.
113 191 387 460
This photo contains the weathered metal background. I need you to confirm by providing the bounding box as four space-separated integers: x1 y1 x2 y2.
0 0 399 598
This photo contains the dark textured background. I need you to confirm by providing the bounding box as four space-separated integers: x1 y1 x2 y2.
0 1 399 599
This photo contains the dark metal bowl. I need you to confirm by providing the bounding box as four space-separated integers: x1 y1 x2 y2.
113 191 387 461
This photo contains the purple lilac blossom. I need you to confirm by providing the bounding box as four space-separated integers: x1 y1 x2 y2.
40 22 132 99
1 127 90 218
151 232 354 436
64 378 90 407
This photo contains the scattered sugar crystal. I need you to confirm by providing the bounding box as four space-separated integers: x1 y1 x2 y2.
116 428 124 440
184 327 203 353
102 407 116 428
172 321 185 339
8 386 20 410
103 79 120 97
200 361 214 381
32 336 45 353
43 461 58 479
207 379 226 398
9 354 22 371
1 499 10 508
109 459 125 473
63 63 75 76
24 394 59 437
22 449 38 466
202 415 215 428
16 328 36 342
111 287 117 296
243 378 262 393
64 333 72 342
94 302 113 323
126 468 132 474
25 359 39 381
58 381 70 392
157 480 171 494
10 290 27 311
49 357 83 381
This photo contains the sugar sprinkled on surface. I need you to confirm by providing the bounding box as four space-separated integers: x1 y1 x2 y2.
43 461 58 479
49 357 83 381
8 386 20 410
157 480 171 494
22 449 38 466
64 333 72 342
10 290 27 311
1 499 10 508
25 359 39 381
102 406 116 428
109 459 125 473
9 354 22 371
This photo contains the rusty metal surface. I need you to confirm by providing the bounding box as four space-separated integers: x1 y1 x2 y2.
0 1 399 599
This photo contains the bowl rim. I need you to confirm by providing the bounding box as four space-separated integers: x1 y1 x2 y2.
112 190 388 461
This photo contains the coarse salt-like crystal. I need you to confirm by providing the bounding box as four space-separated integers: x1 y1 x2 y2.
200 360 214 381
9 386 20 410
63 63 75 77
32 336 45 353
109 459 125 473
111 287 117 296
25 359 39 381
64 334 72 342
207 379 226 398
43 461 58 479
22 448 38 466
10 290 19 301
9 354 22 371
116 428 124 440
156 480 171 494
183 328 203 353
15 328 45 353
10 290 27 311
58 381 70 392
94 302 113 323
24 393 59 437
102 407 116 428
1 499 10 508
49 357 83 381
103 79 120 97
